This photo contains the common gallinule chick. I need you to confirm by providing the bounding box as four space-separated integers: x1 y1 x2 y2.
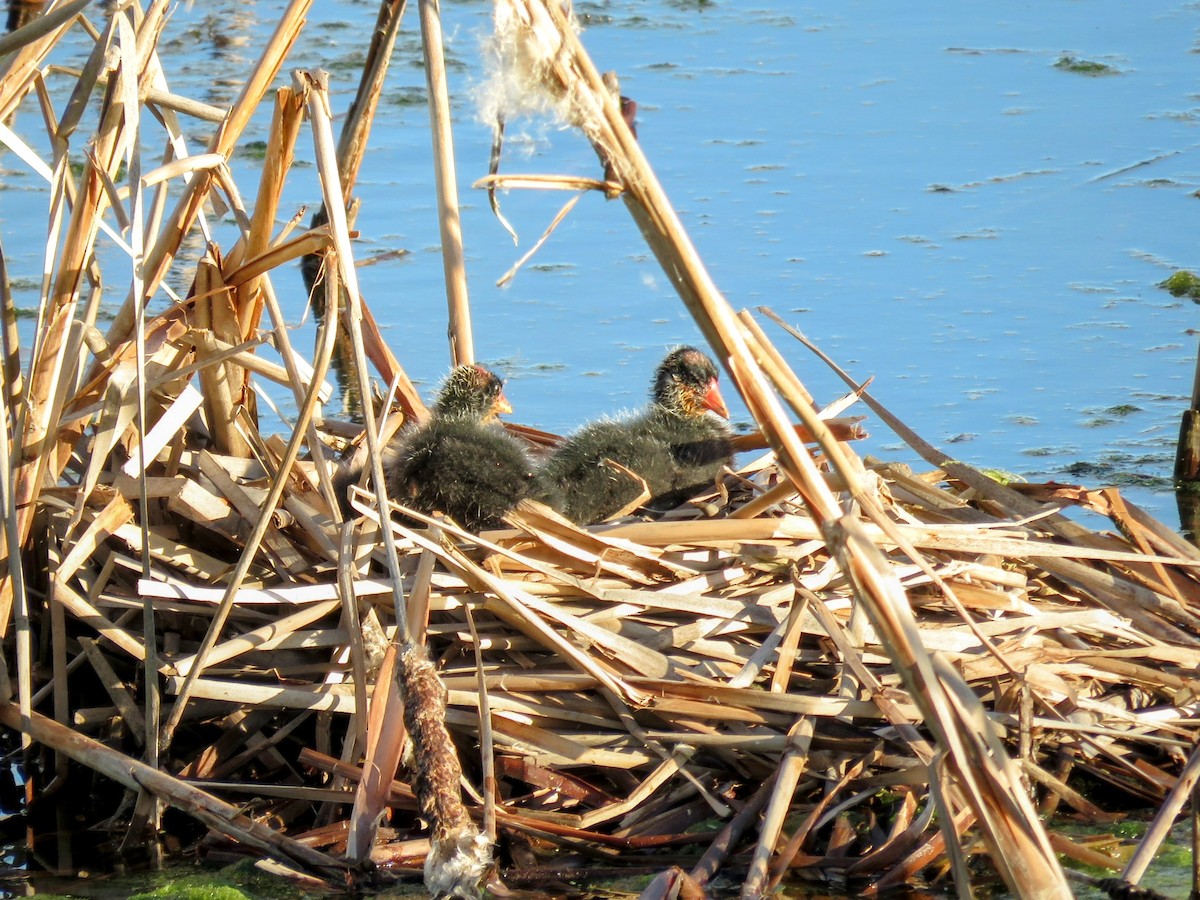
537 346 733 525
338 364 536 531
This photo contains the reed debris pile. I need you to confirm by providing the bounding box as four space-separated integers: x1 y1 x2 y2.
0 1 1197 898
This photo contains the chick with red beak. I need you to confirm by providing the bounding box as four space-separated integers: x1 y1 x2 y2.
536 346 734 525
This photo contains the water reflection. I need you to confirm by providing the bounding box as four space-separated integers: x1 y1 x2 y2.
5 0 41 33
300 215 366 423
163 0 257 109
1173 407 1200 542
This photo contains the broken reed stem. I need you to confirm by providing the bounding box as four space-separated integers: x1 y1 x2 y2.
232 86 352 520
120 7 164 826
766 310 1200 646
231 88 306 335
0 248 20 426
307 0 428 413
1193 782 1200 900
297 68 411 639
419 0 474 367
194 257 250 458
17 50 128 549
0 322 31 741
740 717 813 899
466 607 498 843
337 524 370 757
336 0 409 196
690 771 779 886
346 640 407 864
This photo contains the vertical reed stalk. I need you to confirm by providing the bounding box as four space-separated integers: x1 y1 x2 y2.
297 68 409 637
466 607 497 843
0 274 31 744
336 0 409 195
420 0 474 366
112 5 164 843
300 67 490 895
740 718 813 899
228 88 306 333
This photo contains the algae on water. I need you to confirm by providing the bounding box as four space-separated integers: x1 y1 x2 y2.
1159 269 1200 301
1054 56 1118 76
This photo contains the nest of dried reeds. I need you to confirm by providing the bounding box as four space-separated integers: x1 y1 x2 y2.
0 1 1197 899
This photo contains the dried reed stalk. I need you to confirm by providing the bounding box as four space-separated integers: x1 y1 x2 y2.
420 0 474 366
1121 740 1200 884
303 67 489 896
336 0 409 197
300 0 426 418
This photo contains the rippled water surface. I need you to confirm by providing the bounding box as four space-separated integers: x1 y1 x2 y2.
3 0 1199 528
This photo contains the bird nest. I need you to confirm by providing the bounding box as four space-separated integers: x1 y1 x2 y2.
0 1 1198 898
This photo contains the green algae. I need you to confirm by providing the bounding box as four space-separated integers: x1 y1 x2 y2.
1159 269 1200 300
1060 820 1194 900
18 861 336 900
129 876 251 900
236 141 270 160
1054 56 1118 76
980 468 1025 485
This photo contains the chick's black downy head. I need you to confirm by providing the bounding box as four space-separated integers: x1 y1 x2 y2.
433 363 511 421
384 362 532 531
652 346 730 420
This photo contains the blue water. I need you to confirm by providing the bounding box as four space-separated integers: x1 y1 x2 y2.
2 0 1198 525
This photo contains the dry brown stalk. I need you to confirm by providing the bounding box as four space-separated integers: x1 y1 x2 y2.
1122 739 1200 884
346 641 408 863
741 717 813 898
419 0 474 366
